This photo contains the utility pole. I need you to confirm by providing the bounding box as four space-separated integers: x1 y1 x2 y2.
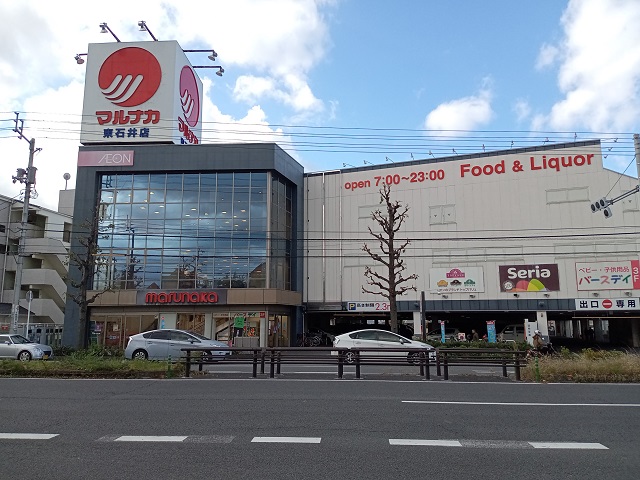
10 113 38 335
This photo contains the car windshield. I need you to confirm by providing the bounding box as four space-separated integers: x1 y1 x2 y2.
10 335 31 344
187 332 211 341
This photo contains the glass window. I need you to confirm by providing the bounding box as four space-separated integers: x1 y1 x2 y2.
100 190 115 203
351 330 378 340
144 330 170 340
94 171 274 290
378 331 403 343
132 174 149 189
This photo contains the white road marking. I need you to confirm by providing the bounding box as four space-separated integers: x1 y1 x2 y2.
0 433 58 440
403 401 640 407
251 437 321 443
114 436 188 442
530 442 608 449
390 439 609 450
390 439 461 446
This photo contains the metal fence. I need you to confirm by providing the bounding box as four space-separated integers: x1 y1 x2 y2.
182 346 526 380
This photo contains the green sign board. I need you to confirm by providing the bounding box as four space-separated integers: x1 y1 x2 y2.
234 315 246 328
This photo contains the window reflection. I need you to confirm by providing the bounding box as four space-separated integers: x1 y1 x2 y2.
95 171 287 290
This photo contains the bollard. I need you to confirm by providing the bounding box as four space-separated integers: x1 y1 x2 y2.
443 352 449 380
338 350 344 379
276 351 282 375
502 356 507 377
270 350 275 378
260 348 266 374
252 349 258 378
185 350 191 378
514 352 521 381
355 351 361 379
424 353 430 380
436 350 441 377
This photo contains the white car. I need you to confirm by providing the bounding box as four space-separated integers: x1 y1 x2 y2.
0 334 54 361
332 329 436 364
124 329 230 361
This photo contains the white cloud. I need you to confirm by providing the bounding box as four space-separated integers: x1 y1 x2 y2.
536 0 640 131
233 73 324 115
536 43 560 70
513 99 532 123
424 88 494 133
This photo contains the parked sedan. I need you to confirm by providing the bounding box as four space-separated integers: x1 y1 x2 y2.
124 329 230 361
332 329 435 364
0 334 54 361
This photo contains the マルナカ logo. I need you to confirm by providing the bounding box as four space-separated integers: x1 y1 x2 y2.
98 47 162 107
179 66 200 127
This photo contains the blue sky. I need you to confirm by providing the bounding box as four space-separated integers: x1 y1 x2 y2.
1 0 639 210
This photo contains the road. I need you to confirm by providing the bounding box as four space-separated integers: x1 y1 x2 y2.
1 378 639 479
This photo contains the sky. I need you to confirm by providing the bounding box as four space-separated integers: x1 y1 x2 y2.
1 0 640 211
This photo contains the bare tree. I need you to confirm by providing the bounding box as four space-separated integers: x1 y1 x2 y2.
362 183 417 333
66 215 114 347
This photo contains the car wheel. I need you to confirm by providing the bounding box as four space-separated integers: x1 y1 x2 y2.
344 351 356 364
18 350 32 361
310 336 321 347
131 349 148 360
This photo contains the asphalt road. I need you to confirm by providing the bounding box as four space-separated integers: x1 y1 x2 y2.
1 378 639 479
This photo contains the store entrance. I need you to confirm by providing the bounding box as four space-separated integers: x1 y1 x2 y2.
268 314 289 347
177 313 205 335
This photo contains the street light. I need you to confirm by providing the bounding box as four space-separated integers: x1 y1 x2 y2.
99 22 121 42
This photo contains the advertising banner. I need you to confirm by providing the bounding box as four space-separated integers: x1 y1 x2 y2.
486 321 496 343
80 40 203 146
575 298 640 311
499 264 560 292
576 260 640 291
429 267 484 293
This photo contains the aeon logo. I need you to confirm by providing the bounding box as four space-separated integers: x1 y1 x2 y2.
179 66 200 127
98 47 162 107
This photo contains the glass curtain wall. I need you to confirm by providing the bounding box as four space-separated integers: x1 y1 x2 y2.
93 172 292 291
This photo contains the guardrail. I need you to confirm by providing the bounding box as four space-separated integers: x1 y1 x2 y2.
438 348 525 381
181 346 524 380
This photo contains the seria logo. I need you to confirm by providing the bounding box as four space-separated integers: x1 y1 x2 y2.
98 47 162 107
179 66 200 127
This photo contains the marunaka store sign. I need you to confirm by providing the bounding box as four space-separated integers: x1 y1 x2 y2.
137 290 227 305
499 264 560 292
80 40 203 146
342 148 597 192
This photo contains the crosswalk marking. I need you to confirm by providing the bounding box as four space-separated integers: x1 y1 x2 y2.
390 439 461 446
0 433 58 440
529 442 608 449
390 439 608 450
251 437 322 443
114 436 188 442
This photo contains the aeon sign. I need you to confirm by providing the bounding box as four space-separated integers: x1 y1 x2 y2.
77 150 134 167
80 40 203 146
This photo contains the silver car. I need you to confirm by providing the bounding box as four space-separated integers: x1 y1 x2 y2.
124 329 230 361
0 334 54 361
332 329 436 364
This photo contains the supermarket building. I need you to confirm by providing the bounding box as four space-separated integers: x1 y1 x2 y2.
62 39 640 348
